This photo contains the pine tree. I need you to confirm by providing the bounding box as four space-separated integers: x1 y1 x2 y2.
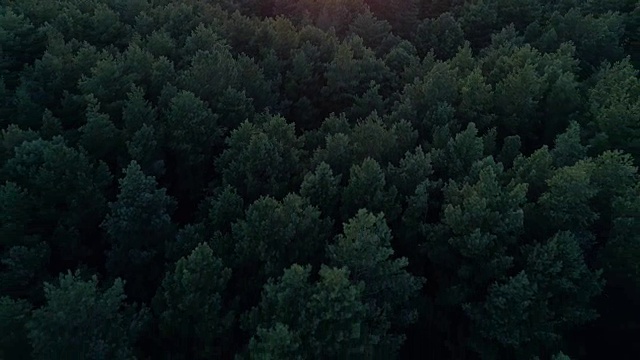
328 210 424 354
27 272 148 360
341 157 399 222
246 264 377 359
102 161 176 301
155 243 233 359
300 162 342 219
232 194 332 287
2 137 112 271
216 115 304 202
79 96 125 163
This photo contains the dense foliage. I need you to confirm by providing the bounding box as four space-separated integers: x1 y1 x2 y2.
1 0 639 358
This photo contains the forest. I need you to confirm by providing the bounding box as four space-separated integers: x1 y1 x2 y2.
0 0 639 359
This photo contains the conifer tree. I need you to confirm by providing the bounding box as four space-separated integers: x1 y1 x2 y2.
27 272 148 360
155 243 233 359
102 161 176 301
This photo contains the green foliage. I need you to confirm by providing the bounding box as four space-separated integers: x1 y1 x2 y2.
553 352 572 360
493 62 546 138
551 121 588 167
465 231 603 359
524 232 603 328
122 85 157 134
322 38 392 116
539 160 598 233
80 97 125 163
588 58 640 158
27 271 148 360
436 163 527 291
341 157 400 221
542 9 626 71
1 137 111 275
312 132 356 178
328 209 424 353
0 181 31 247
204 185 245 236
248 322 303 360
456 68 495 131
0 296 32 359
415 13 465 59
102 161 176 301
0 179 49 301
39 110 63 140
217 114 304 202
155 243 233 359
349 113 417 164
232 194 332 284
394 61 459 138
165 90 220 166
349 10 393 52
0 9 47 87
601 187 640 289
432 122 486 181
246 264 377 359
467 271 537 356
511 146 555 200
387 146 433 199
300 162 342 218
2 0 640 358
1 124 40 162
126 123 165 177
0 241 50 301
180 47 274 110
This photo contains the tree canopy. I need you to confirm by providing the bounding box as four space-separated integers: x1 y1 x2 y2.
1 0 639 358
